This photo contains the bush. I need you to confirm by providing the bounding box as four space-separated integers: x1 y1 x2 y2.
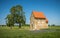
52 24 55 26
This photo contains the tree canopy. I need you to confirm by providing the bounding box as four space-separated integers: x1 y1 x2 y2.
6 5 26 28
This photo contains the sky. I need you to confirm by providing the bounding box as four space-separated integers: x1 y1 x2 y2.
0 0 60 25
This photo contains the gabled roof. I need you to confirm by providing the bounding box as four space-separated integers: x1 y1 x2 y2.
32 11 48 23
32 11 46 19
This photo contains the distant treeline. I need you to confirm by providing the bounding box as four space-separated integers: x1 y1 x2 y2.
0 24 30 27
48 24 60 26
0 24 60 27
0 25 6 27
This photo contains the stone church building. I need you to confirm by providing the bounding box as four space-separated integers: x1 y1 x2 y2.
30 11 48 30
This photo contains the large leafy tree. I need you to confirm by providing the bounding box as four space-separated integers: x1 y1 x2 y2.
6 5 26 28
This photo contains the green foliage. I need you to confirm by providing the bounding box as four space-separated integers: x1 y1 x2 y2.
6 5 26 28
6 14 14 28
52 24 55 26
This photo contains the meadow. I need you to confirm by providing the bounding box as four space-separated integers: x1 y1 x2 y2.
0 25 60 38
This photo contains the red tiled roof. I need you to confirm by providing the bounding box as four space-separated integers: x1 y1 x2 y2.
33 11 46 19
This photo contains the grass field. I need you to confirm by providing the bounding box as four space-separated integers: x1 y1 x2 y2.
0 26 60 38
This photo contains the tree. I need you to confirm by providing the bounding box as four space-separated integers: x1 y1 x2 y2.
15 5 26 28
6 14 14 29
6 5 26 28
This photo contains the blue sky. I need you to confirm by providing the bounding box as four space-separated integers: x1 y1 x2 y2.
0 0 60 25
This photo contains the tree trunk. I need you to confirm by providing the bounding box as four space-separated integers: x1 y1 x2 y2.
10 26 12 29
19 23 21 28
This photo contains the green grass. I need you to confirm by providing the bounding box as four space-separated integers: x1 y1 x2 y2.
0 26 60 38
